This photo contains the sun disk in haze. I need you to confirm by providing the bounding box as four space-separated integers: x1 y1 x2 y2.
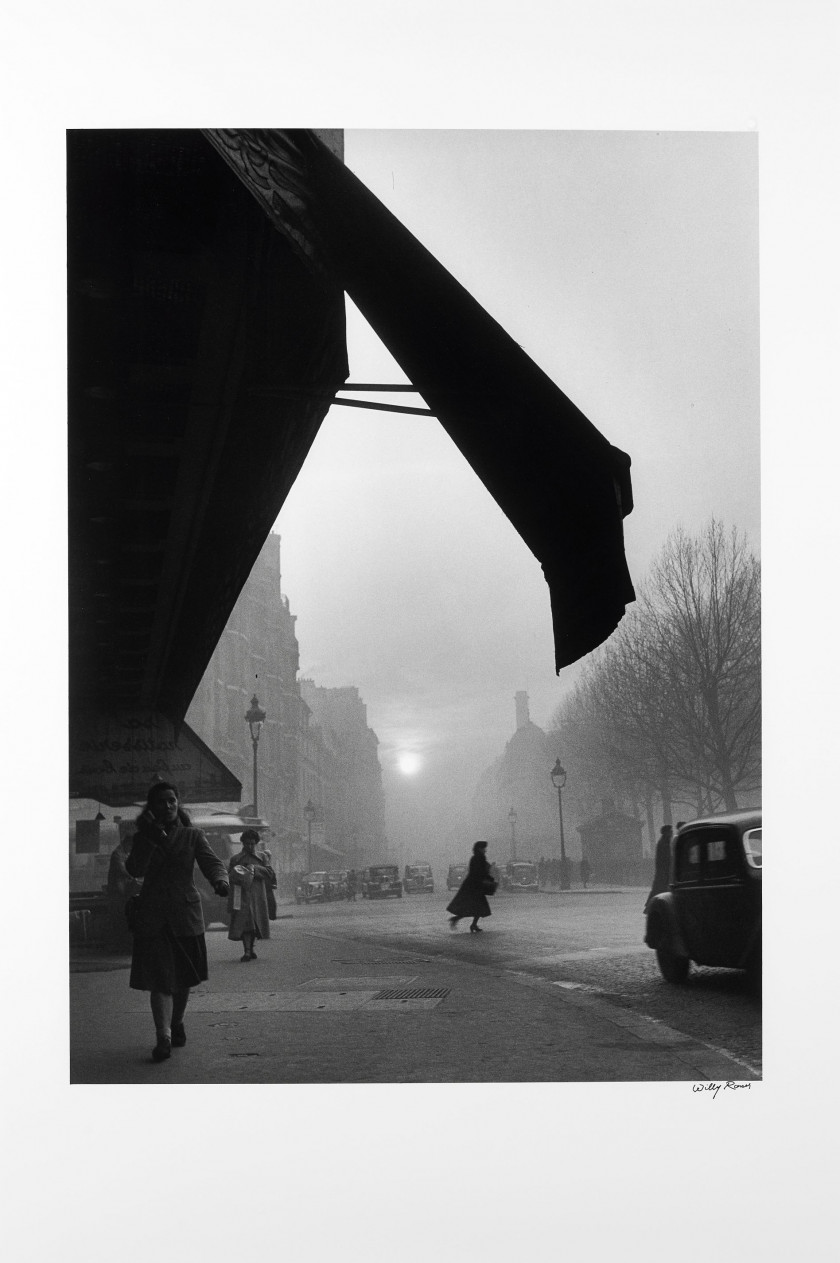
397 752 422 776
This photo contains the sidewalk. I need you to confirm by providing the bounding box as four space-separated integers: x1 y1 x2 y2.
70 916 758 1084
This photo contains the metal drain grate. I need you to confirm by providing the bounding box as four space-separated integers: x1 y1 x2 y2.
373 987 450 1000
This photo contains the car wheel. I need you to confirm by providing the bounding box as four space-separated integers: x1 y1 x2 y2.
655 944 690 984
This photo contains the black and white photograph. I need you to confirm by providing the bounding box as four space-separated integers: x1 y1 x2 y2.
66 125 762 1086
3 2 836 1261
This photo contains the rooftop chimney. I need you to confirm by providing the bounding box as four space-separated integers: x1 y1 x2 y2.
515 691 530 730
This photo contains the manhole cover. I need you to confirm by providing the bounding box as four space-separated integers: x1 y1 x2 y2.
373 987 450 1000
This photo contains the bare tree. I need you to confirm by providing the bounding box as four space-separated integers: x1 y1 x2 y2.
551 519 760 819
648 520 760 810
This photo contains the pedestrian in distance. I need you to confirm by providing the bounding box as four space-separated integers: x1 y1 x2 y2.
346 869 357 901
228 829 276 961
644 824 673 914
447 841 496 933
579 857 591 889
126 782 230 1063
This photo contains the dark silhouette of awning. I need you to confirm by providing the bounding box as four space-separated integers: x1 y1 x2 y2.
205 128 635 669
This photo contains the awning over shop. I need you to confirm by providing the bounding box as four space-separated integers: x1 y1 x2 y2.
312 842 349 860
67 130 348 732
69 711 241 806
205 129 636 669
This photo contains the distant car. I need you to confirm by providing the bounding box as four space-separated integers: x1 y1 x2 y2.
403 863 434 893
325 871 348 901
502 861 539 893
295 871 329 904
644 809 762 984
446 864 468 890
361 864 403 898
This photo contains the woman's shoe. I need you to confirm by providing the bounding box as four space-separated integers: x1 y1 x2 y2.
469 924 483 933
448 917 459 930
249 949 257 959
171 1023 186 1048
240 953 251 962
152 1036 172 1062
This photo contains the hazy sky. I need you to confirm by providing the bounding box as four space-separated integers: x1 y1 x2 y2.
274 129 759 859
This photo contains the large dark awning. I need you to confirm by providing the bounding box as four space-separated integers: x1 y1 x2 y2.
67 130 348 729
206 129 635 669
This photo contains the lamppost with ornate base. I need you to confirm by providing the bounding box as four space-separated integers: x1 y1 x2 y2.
245 694 266 817
550 759 571 890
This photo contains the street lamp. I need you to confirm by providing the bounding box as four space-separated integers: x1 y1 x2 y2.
550 758 571 890
304 798 316 872
508 806 518 863
245 694 266 816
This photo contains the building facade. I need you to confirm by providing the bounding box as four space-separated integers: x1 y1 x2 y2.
471 692 564 864
299 681 387 872
577 798 649 886
186 532 386 874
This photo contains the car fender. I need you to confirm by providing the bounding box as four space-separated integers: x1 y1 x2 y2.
645 893 689 957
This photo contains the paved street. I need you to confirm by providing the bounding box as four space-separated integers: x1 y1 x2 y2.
70 885 760 1083
285 885 762 1072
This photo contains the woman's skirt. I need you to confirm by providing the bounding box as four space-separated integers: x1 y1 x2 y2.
446 886 492 919
130 929 209 992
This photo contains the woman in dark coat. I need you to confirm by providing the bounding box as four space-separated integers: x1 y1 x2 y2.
447 841 495 932
227 829 276 961
126 781 230 1062
106 834 143 949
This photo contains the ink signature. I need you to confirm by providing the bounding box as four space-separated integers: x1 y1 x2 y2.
692 1081 752 1098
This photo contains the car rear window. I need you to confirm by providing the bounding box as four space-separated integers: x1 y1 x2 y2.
703 830 739 881
674 829 740 882
674 835 702 882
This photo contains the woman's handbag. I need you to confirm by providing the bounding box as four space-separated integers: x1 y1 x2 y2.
482 876 498 896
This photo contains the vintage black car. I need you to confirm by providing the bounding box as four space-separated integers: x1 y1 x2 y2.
446 863 468 890
361 864 403 898
644 809 762 984
295 871 329 904
501 860 539 893
325 871 349 900
403 863 434 893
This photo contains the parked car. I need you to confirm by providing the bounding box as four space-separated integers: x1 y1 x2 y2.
403 863 434 893
295 871 329 904
325 871 348 901
502 860 539 893
361 864 403 898
446 864 468 890
644 809 762 984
